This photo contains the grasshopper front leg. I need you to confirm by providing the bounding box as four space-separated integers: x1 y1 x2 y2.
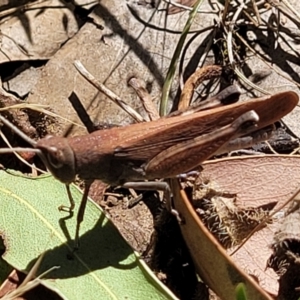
58 184 76 213
74 181 92 249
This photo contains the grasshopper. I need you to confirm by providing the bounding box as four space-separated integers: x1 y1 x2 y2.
0 87 297 248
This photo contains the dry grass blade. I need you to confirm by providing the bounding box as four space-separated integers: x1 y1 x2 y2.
160 0 205 116
235 31 300 89
0 104 84 128
205 0 300 95
0 130 44 174
1 254 59 300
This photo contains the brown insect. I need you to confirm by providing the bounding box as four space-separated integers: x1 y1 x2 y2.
0 90 298 248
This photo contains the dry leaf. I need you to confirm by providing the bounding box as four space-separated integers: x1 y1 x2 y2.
177 155 300 296
26 0 216 137
0 0 79 63
172 178 272 300
267 200 300 299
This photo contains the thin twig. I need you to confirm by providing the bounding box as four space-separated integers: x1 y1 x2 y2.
74 60 145 123
1 254 59 300
250 0 261 25
226 2 245 67
0 104 84 128
234 67 270 95
281 0 300 22
265 0 300 28
235 31 300 89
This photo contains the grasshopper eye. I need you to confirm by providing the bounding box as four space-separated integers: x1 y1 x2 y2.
46 147 64 168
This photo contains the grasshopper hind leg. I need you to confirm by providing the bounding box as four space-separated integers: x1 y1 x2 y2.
122 181 183 223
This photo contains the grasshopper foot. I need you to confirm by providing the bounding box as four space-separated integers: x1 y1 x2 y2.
58 204 74 212
58 184 75 212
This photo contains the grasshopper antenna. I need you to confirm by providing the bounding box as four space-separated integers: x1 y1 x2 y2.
0 114 37 147
0 115 42 154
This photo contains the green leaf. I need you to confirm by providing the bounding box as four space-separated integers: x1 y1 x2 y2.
0 170 177 300
160 0 205 116
235 283 248 300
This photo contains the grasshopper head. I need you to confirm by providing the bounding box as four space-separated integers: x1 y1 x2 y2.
36 136 76 184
